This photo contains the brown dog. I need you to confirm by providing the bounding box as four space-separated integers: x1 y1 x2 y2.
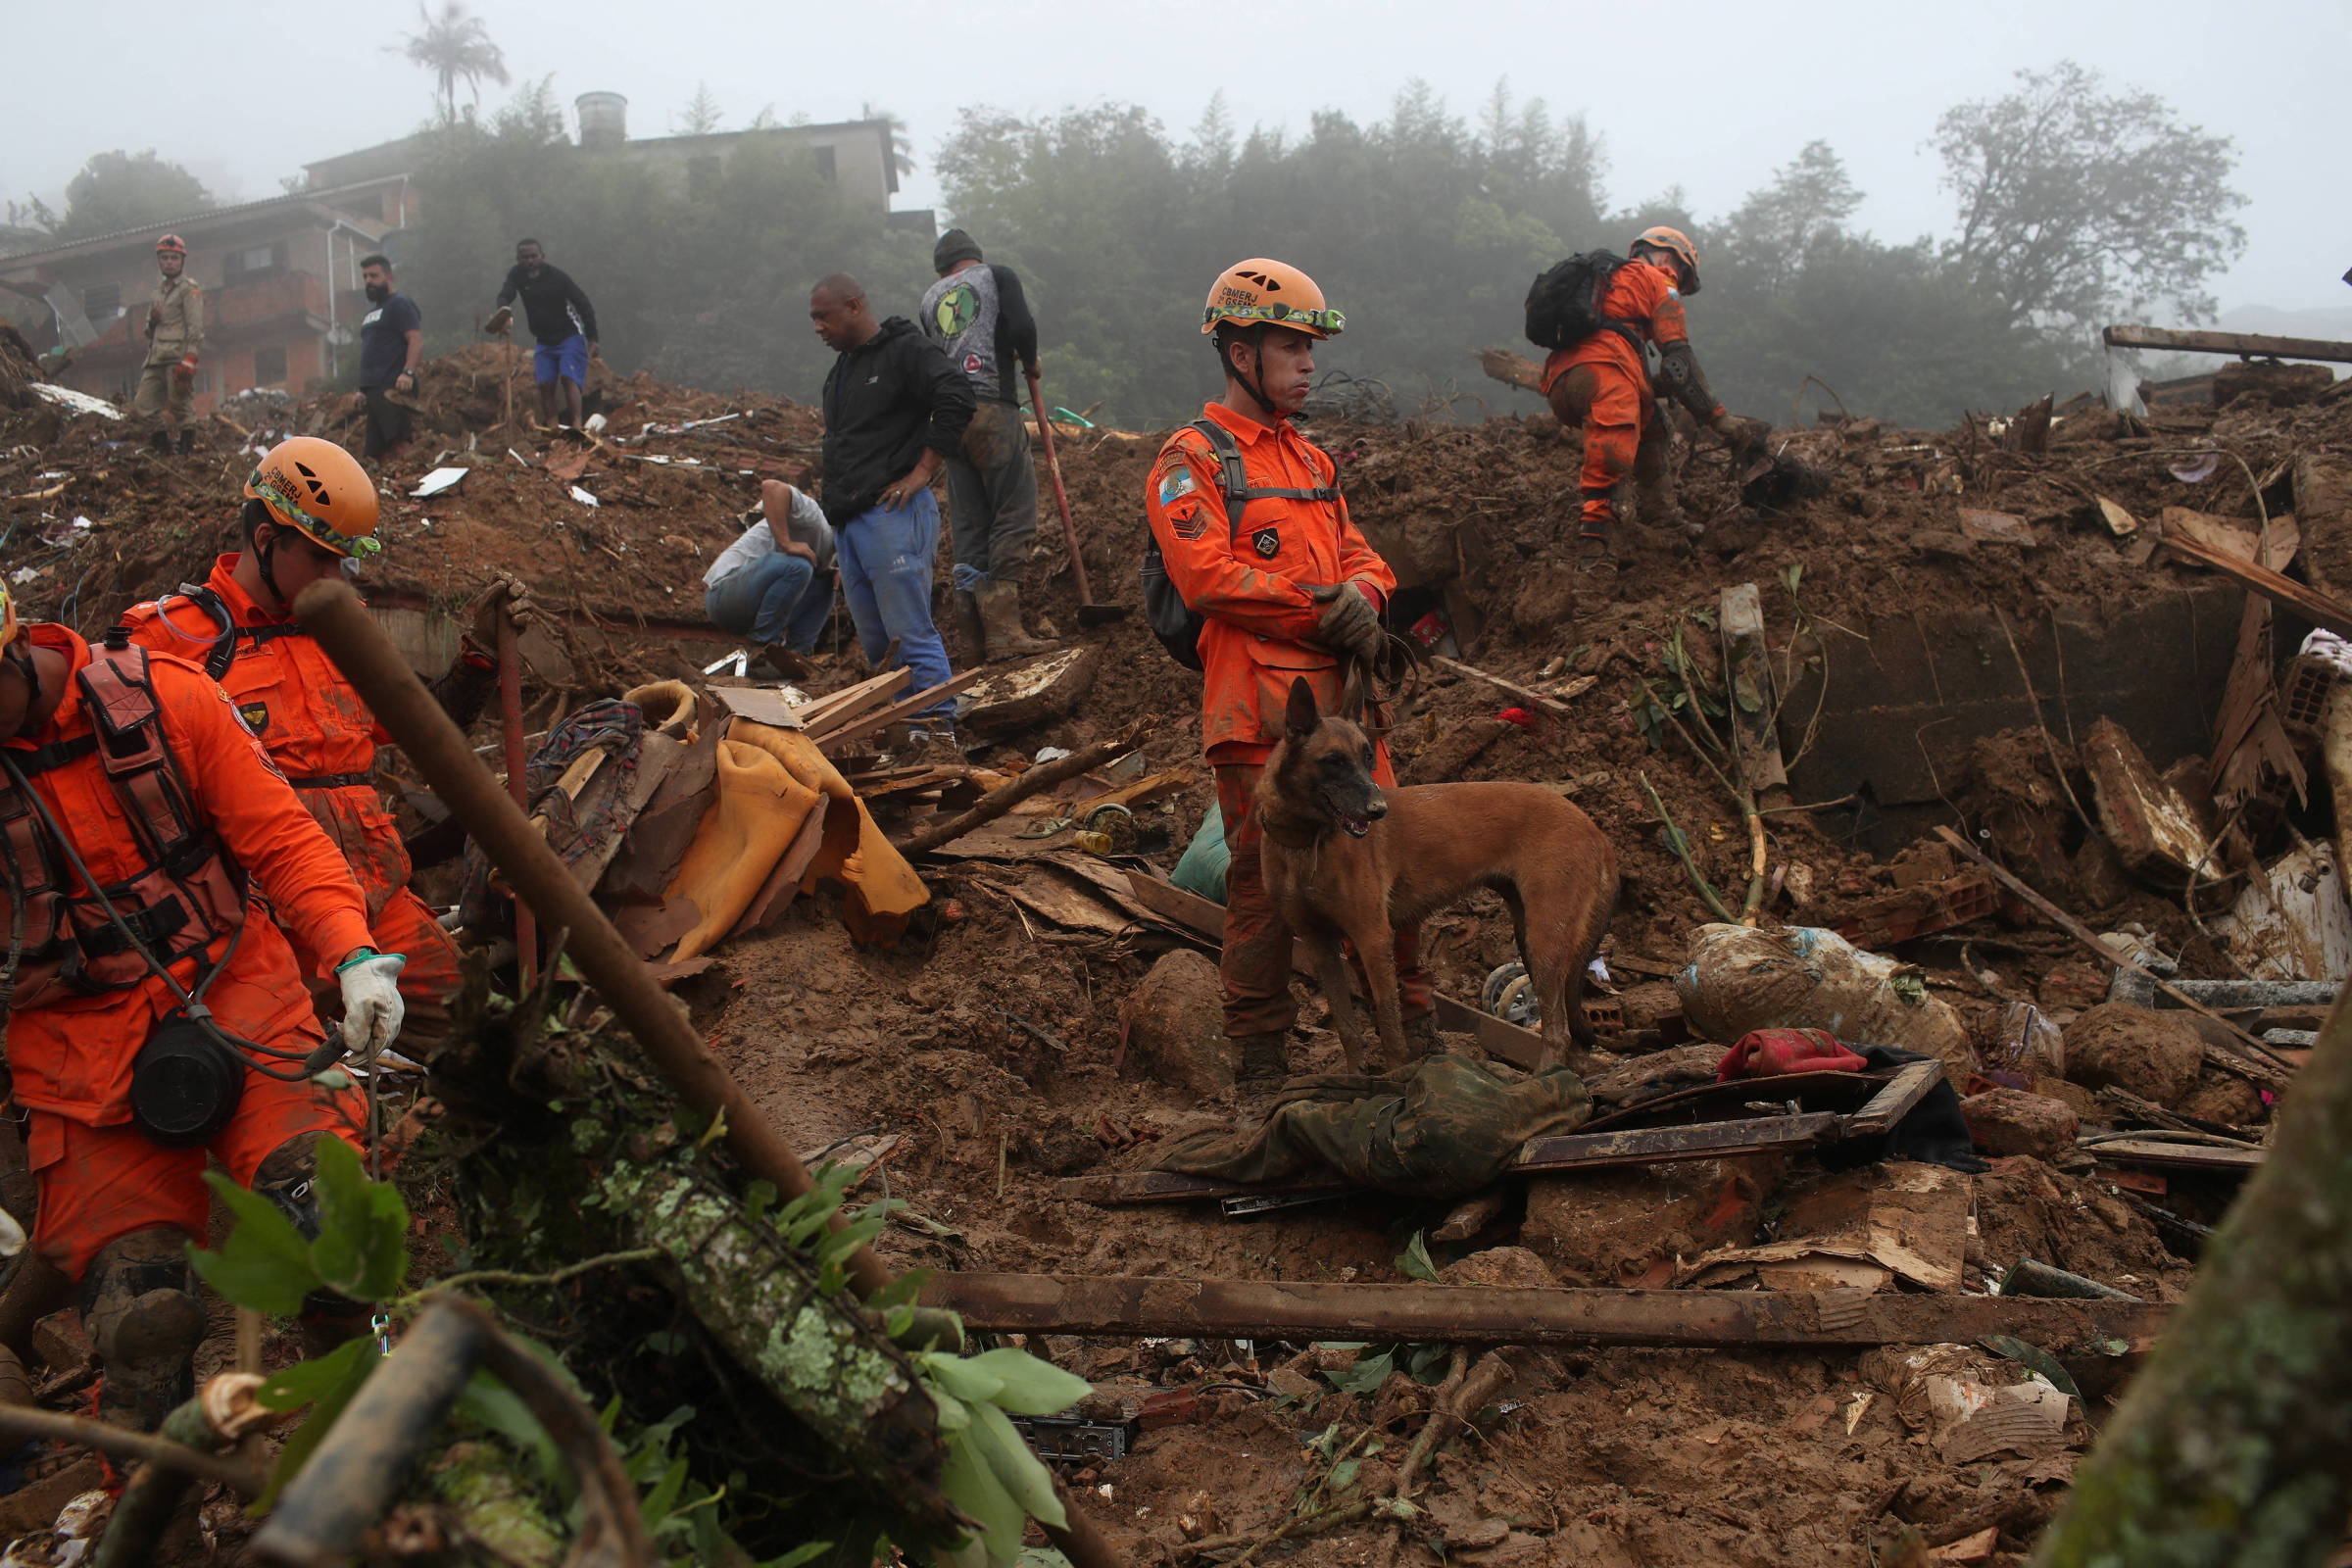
1254 677 1619 1072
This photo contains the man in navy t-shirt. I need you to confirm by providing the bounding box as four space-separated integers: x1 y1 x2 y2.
357 255 422 462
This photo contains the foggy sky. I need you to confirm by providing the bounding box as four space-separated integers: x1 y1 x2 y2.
6 0 2345 322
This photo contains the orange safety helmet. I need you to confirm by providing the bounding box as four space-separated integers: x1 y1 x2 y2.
244 437 382 559
154 234 188 257
1200 259 1345 339
1631 226 1701 294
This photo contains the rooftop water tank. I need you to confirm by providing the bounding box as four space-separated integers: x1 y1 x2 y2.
576 92 628 149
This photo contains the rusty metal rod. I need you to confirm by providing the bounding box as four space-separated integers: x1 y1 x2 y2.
923 1273 2171 1350
293 579 1123 1568
496 615 537 990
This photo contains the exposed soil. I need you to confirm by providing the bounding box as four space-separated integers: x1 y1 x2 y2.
2 355 2345 1564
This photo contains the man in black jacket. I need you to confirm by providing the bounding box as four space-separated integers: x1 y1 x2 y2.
810 271 974 757
920 228 1054 662
487 239 600 431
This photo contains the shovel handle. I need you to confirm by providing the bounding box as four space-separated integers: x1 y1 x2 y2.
496 615 536 990
1027 368 1095 606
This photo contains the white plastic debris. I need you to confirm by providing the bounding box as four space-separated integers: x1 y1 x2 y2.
410 466 468 499
1035 746 1073 763
569 485 600 508
27 384 122 420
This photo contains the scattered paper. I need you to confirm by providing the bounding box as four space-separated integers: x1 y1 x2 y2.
569 485 600 507
411 466 468 499
28 384 122 419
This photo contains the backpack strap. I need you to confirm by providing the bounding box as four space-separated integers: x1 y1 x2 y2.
1182 417 1341 532
144 584 308 681
77 641 224 884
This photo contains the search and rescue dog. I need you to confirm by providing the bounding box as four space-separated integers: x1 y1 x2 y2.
1254 677 1620 1073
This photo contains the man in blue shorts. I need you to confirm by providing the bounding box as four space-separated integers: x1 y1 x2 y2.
487 238 600 430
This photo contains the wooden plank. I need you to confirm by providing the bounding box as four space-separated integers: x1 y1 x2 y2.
2088 1139 2266 1174
2158 530 2352 641
1431 990 1550 1070
1513 1112 1841 1170
815 666 992 755
791 668 910 729
923 1273 2170 1350
1838 1060 1943 1140
1431 656 1580 719
1070 766 1199 817
1719 582 1788 791
2102 323 2352 367
1933 826 2292 1085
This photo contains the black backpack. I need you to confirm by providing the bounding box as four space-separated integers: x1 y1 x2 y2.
1523 250 1642 352
1140 416 1340 670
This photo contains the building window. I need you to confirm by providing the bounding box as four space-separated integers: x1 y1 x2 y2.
814 145 837 184
252 345 287 387
224 243 288 283
80 282 121 319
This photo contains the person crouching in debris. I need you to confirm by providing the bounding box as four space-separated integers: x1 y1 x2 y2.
0 577 403 1430
704 478 837 679
809 270 974 763
119 436 533 1058
135 233 204 458
1142 258 1432 1082
1531 226 1768 556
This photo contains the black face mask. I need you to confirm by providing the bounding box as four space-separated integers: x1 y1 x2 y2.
365 282 390 304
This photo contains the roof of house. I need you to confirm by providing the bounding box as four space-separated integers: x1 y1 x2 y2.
0 177 407 269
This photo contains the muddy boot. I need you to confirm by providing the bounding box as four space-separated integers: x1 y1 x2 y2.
83 1229 204 1432
175 428 195 458
952 589 987 665
147 429 172 457
1635 479 1687 535
1400 1010 1442 1054
978 581 1055 662
1230 1030 1292 1083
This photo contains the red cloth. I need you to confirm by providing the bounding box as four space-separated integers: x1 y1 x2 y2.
1716 1028 1868 1081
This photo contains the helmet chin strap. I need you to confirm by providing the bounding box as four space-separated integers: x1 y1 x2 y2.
1230 327 1281 421
255 526 288 611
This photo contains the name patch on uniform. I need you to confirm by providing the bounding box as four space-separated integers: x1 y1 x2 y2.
1252 527 1281 560
238 702 270 735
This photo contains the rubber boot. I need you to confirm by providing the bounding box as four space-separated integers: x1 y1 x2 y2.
1230 1030 1291 1083
83 1229 204 1432
977 581 1054 662
1635 478 1687 535
952 589 987 666
147 429 172 457
175 428 195 458
1401 1010 1442 1054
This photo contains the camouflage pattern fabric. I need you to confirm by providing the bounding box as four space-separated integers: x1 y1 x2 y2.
1153 1052 1592 1200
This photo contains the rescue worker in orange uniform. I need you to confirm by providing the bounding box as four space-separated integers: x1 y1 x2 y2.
1144 259 1431 1081
1538 226 1769 550
120 437 533 1055
0 577 404 1429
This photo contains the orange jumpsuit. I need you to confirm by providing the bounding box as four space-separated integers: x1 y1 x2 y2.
1539 258 1719 535
119 557 466 1048
1144 402 1429 1037
4 623 373 1281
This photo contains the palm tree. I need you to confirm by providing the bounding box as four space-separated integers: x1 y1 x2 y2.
396 1 511 120
859 101 917 180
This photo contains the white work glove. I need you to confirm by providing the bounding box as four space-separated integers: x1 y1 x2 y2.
336 951 408 1063
1309 582 1385 662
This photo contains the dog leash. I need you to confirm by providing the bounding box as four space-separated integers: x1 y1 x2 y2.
1348 631 1425 741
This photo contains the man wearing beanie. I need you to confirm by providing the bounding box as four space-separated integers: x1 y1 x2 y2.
919 229 1056 662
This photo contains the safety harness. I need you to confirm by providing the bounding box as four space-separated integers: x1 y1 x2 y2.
1141 416 1340 671
158 582 310 682
0 634 248 1011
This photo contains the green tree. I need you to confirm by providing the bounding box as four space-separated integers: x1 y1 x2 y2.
54 151 212 240
675 83 724 137
1934 60 2245 331
1715 140 1861 295
396 0 511 121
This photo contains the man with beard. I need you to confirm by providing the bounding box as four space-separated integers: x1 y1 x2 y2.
357 255 421 462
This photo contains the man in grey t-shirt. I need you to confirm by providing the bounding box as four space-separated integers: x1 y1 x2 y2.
918 229 1056 662
703 479 836 677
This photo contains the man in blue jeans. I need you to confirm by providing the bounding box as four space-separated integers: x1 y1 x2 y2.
704 479 835 678
809 271 974 760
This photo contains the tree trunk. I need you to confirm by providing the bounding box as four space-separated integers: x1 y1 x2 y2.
2031 993 2352 1565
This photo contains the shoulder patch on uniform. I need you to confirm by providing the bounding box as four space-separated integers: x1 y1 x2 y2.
1155 462 1198 509
237 701 270 736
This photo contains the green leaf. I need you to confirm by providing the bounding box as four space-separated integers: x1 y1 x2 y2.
255 1338 373 1412
941 1424 1027 1567
929 1388 974 1433
641 1453 691 1530
1396 1232 1438 1282
920 1352 1006 1406
970 1401 1067 1530
1328 1457 1361 1492
456 1370 566 1495
307 1137 410 1302
1324 1348 1396 1396
188 1172 321 1316
252 1339 377 1512
962 1348 1091 1416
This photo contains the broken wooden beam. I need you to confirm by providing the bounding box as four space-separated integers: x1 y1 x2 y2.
894 724 1142 857
1718 583 1788 792
2102 323 2352 367
922 1273 2168 1350
363 585 744 646
2085 1138 2266 1174
2158 530 2352 642
1430 656 1584 720
815 666 993 756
